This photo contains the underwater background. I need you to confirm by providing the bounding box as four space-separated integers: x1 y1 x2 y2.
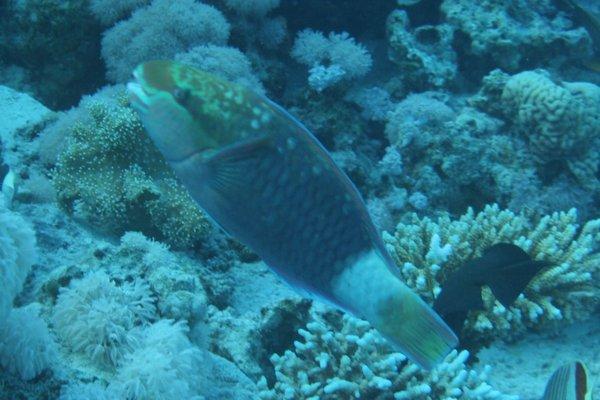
0 0 599 399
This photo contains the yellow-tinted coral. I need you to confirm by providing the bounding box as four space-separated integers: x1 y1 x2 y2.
53 92 211 249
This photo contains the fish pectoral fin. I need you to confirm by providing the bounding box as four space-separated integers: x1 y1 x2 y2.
204 134 272 195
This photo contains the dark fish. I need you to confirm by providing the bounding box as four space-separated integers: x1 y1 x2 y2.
127 60 457 369
542 361 592 400
433 243 550 333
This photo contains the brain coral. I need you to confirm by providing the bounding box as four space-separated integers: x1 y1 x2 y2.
383 204 600 348
53 91 211 249
501 70 600 191
258 312 516 400
473 69 600 194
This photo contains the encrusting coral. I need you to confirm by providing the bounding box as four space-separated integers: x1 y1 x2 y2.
386 10 457 90
441 0 592 73
383 204 600 347
257 312 517 400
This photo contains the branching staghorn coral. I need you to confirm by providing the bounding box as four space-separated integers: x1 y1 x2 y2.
383 204 600 344
257 312 516 400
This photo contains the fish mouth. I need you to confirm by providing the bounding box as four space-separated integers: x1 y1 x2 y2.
127 67 150 114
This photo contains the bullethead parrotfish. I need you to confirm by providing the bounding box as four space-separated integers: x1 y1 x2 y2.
433 243 550 334
127 60 457 369
542 361 593 400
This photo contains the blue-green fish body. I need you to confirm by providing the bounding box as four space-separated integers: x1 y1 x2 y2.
128 60 457 368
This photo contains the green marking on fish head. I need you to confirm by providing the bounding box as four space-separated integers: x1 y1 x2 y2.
127 60 274 163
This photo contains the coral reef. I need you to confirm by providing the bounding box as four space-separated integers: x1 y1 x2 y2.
101 0 230 82
52 270 157 369
0 0 104 109
258 312 516 399
52 90 211 249
0 303 56 381
175 45 265 94
383 204 600 348
472 69 600 195
1 0 600 398
383 92 536 214
441 0 593 75
0 198 37 323
386 10 457 90
291 29 372 91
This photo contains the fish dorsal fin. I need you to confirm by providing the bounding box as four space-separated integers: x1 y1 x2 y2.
204 134 272 196
479 243 550 306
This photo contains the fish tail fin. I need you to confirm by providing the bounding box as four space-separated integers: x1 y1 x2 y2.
374 285 458 369
331 250 458 370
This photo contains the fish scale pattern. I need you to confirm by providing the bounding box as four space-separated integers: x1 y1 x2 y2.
220 132 374 296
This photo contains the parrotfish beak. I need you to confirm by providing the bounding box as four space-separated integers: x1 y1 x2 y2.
127 61 174 112
127 61 212 163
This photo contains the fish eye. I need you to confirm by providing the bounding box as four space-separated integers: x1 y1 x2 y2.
173 87 191 106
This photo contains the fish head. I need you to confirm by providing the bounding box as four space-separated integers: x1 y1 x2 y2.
127 60 264 163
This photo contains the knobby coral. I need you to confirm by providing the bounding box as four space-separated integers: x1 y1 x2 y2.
383 204 600 346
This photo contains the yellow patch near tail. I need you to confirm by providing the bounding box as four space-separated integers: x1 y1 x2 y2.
331 250 457 369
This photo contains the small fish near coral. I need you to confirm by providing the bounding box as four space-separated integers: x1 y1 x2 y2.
433 243 550 336
127 60 457 369
542 361 593 400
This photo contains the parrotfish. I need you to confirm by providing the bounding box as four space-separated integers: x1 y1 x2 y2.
433 243 550 334
542 361 593 400
127 60 457 369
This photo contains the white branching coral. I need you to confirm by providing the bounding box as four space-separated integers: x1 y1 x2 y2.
258 313 515 400
383 204 600 340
